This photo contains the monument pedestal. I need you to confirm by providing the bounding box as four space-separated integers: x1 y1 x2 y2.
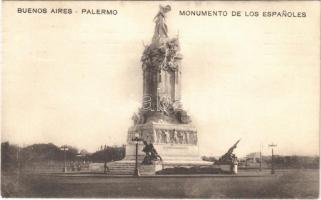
212 163 238 174
107 122 211 175
139 161 163 175
127 122 211 167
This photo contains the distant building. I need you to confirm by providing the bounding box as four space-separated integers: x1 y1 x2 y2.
239 152 267 169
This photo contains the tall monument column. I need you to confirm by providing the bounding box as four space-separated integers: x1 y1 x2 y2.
108 5 211 175
139 5 188 125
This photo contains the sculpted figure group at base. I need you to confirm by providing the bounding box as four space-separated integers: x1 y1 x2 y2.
154 129 197 145
142 140 162 165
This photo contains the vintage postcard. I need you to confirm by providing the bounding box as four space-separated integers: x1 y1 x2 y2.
1 0 320 198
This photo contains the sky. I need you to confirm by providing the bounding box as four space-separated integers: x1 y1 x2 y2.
2 1 320 157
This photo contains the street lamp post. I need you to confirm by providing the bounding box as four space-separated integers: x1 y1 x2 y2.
60 145 69 173
259 143 262 172
17 146 20 185
132 133 142 177
268 143 277 174
104 146 107 174
259 151 262 172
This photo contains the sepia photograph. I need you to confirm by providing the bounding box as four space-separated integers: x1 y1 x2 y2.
1 1 320 198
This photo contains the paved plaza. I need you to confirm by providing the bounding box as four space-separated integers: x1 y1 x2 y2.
2 169 319 198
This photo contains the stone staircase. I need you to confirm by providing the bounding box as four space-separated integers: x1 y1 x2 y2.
107 160 136 175
107 160 164 175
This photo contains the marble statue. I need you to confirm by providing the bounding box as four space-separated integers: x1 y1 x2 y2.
152 5 171 43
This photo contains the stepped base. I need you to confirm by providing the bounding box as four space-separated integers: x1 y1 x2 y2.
105 158 212 175
106 159 163 175
94 122 213 175
107 160 136 175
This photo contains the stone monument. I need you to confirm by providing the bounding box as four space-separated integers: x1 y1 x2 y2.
107 5 211 175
